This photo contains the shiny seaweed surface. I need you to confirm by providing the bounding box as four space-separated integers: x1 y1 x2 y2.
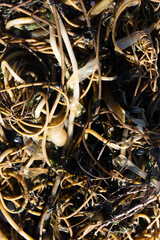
0 0 160 239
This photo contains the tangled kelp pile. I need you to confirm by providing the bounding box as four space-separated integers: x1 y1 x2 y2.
0 0 160 239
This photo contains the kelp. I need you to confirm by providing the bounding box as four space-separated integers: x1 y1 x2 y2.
0 0 160 239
